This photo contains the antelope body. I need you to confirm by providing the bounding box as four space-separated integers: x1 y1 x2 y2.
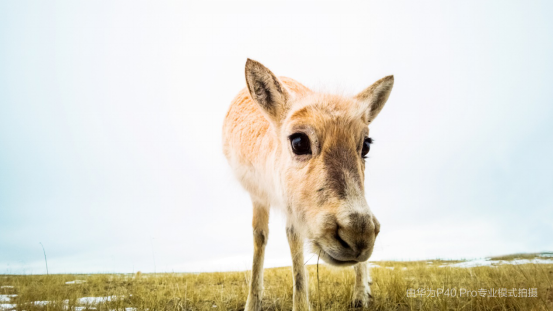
222 59 394 310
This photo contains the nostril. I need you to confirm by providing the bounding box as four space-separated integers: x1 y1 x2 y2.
335 228 352 250
374 218 381 236
335 233 351 249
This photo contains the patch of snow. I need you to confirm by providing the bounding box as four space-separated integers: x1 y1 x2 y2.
366 263 380 268
78 296 116 305
0 303 16 311
401 267 408 271
441 257 553 268
0 286 14 289
66 280 87 285
501 259 554 265
539 252 553 258
125 308 137 311
386 267 395 270
444 258 498 268
29 299 70 310
0 295 16 303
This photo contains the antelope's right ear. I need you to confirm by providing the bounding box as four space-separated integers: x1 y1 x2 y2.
245 59 290 123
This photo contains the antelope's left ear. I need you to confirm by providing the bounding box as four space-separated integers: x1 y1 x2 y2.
355 75 394 124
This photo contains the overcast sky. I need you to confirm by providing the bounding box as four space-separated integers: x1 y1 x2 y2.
0 0 552 274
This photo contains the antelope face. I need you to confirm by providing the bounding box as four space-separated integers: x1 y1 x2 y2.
281 95 383 266
244 59 393 266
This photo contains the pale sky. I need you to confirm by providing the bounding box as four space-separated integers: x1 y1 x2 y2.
0 0 552 274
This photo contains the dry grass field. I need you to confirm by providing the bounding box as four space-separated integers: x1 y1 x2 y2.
0 253 552 311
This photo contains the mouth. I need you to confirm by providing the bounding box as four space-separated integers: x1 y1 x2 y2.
314 243 359 267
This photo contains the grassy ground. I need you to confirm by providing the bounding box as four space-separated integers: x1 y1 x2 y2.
0 253 552 311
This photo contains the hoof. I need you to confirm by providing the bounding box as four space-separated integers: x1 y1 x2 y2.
352 288 373 308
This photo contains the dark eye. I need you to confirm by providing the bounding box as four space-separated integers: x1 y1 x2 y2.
290 133 312 155
362 137 372 158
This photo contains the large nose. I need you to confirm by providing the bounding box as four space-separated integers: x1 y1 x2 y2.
334 212 380 261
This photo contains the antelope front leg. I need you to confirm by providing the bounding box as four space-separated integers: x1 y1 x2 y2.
286 225 310 311
352 262 373 308
245 202 269 311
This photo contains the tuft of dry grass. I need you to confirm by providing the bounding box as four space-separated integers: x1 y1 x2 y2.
0 255 552 311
